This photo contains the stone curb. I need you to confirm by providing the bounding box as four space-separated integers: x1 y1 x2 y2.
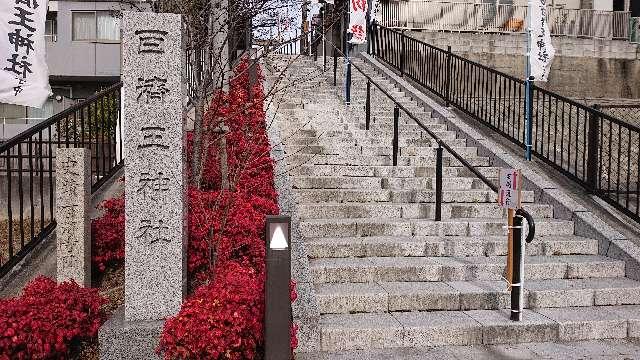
264 59 321 353
360 52 640 282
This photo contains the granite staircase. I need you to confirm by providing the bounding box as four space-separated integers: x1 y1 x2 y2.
269 55 640 353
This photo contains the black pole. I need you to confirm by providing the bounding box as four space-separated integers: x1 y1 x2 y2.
393 106 399 166
333 53 337 86
400 30 406 76
365 80 371 130
586 105 600 194
322 6 327 71
435 144 443 221
446 45 452 107
366 0 371 55
510 213 523 322
264 216 292 360
346 56 352 104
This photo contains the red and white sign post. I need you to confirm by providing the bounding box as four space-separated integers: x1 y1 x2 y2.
498 168 522 289
498 168 525 321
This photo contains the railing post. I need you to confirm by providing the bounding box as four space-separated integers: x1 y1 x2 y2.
400 30 406 76
371 21 377 56
346 56 352 105
525 79 534 160
365 80 371 130
586 105 600 194
393 105 399 166
333 53 337 86
510 213 523 321
435 144 443 221
445 45 452 107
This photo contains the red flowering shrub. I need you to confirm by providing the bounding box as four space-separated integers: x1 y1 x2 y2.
159 58 280 359
0 277 106 359
158 262 264 359
92 196 125 272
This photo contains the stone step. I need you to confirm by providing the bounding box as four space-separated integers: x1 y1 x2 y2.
315 278 640 314
291 176 491 191
289 164 499 178
296 202 553 220
317 305 640 351
287 128 453 139
285 136 465 148
284 145 477 158
305 235 597 259
298 217 566 238
309 255 624 283
314 128 451 139
286 154 491 167
293 189 534 204
297 122 448 133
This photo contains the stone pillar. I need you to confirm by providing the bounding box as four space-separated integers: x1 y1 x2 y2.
122 11 186 322
55 147 91 287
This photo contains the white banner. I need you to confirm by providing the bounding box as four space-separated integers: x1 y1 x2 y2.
529 0 555 82
348 0 368 44
371 0 381 23
0 0 51 108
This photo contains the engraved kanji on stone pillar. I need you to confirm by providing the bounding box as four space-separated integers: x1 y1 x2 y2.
122 11 186 322
55 147 91 287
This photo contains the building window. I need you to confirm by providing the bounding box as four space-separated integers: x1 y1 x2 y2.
72 11 120 42
45 12 57 41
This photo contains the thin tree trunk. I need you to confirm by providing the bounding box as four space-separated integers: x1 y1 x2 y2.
191 89 206 187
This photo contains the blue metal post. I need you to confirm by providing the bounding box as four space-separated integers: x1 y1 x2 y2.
345 13 352 105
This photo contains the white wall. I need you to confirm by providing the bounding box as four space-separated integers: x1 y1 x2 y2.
593 0 613 10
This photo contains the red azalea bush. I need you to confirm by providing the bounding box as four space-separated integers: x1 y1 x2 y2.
159 57 281 359
158 262 264 359
92 196 125 272
0 277 106 359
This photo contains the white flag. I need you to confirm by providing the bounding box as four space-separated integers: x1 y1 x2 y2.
348 0 368 44
529 0 555 82
370 0 381 23
0 0 51 108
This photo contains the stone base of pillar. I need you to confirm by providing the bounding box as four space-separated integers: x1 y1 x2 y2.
98 306 163 360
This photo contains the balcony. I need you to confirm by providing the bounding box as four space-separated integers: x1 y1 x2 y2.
379 1 633 41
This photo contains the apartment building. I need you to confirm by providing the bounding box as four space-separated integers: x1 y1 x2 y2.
1 0 146 139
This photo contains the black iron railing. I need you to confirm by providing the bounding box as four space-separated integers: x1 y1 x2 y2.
371 23 640 224
598 104 640 127
0 83 123 278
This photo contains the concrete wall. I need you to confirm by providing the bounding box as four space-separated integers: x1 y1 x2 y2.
408 31 640 99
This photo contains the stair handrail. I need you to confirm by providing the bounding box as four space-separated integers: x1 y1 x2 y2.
326 36 499 195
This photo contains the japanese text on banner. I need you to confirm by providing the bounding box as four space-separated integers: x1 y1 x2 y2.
529 0 555 82
0 0 51 108
348 0 368 44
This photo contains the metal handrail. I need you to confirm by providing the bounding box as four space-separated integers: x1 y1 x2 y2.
352 58 500 193
324 29 500 201
0 82 123 152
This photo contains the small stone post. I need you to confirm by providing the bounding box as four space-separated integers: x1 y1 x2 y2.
122 11 186 322
55 147 91 287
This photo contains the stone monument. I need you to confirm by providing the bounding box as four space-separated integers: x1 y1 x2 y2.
122 11 186 322
55 147 91 287
99 11 185 359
